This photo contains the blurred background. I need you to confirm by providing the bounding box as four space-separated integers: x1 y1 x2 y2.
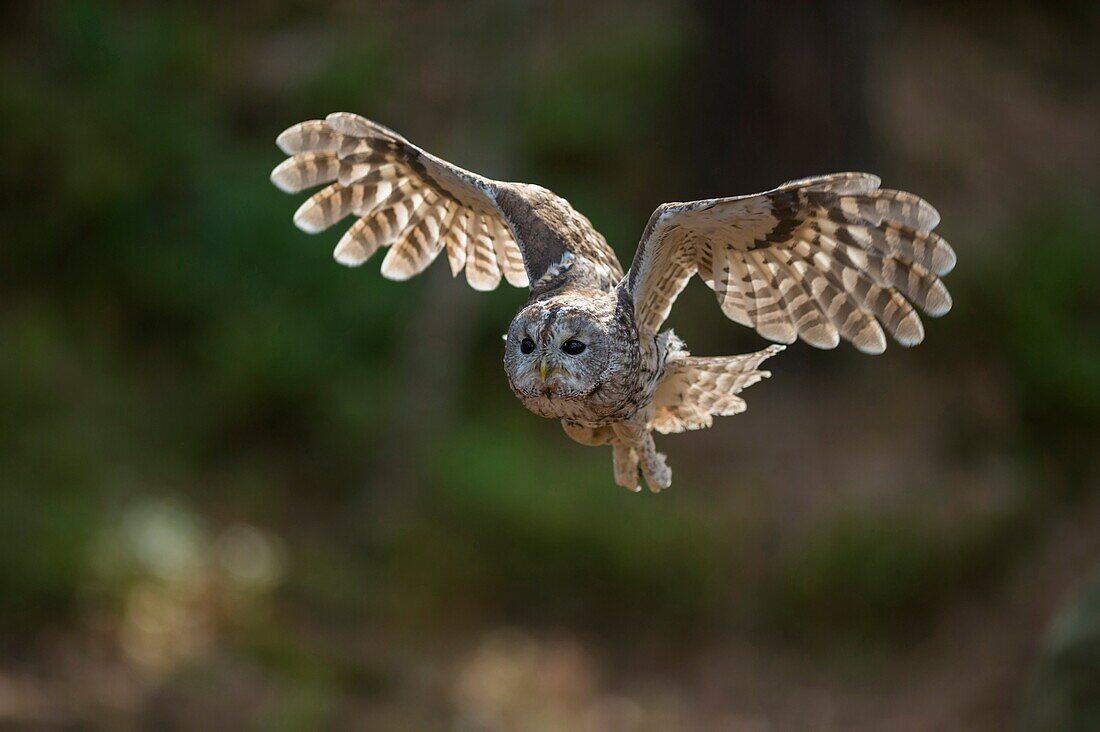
3 1 1100 729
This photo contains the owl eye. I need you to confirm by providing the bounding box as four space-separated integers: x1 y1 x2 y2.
519 337 536 354
561 339 586 355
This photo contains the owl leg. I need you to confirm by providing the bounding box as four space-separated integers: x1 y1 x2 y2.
612 441 642 492
610 420 671 493
637 434 672 493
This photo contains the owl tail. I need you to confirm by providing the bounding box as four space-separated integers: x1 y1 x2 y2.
649 344 784 434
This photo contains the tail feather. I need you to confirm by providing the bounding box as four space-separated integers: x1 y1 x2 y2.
650 344 783 434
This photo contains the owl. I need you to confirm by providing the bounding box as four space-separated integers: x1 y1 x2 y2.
271 113 955 492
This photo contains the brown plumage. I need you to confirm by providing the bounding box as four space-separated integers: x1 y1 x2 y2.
271 113 956 492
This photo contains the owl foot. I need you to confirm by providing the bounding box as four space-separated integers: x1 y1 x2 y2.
612 441 642 492
641 449 672 493
610 435 671 493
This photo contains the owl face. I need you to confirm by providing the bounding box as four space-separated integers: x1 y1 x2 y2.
504 300 612 400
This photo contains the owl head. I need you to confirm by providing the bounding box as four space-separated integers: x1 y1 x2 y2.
503 297 615 400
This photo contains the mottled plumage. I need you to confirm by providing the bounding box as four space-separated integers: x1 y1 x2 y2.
271 113 956 492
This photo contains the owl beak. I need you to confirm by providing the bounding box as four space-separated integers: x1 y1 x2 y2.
539 358 550 382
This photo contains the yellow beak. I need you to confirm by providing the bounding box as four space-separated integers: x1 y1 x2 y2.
539 358 550 382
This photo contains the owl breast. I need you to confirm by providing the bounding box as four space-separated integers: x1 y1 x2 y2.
513 383 643 426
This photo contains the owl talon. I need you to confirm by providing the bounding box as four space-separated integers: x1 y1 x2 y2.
641 450 672 493
616 473 642 493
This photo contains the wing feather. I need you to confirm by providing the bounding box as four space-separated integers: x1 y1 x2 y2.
763 248 839 349
333 179 420 265
710 243 753 327
785 246 887 353
445 206 471 276
270 152 340 193
380 190 444 280
276 119 342 155
744 250 798 343
466 212 503 291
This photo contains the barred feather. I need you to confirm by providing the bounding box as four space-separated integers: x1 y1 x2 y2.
293 183 357 233
444 207 470 276
784 247 887 353
379 189 441 280
746 250 798 344
764 249 839 349
270 152 339 193
709 244 753 327
495 218 529 287
275 120 341 155
332 179 421 265
466 213 502 291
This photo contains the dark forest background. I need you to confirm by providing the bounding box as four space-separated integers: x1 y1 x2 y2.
2 1 1100 729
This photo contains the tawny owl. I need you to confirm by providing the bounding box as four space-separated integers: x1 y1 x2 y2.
270 113 955 492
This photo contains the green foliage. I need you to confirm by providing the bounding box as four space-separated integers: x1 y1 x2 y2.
521 12 687 154
992 203 1100 421
1 2 1099 726
386 419 728 636
962 200 1100 492
768 500 1028 649
1025 563 1100 732
0 1 401 628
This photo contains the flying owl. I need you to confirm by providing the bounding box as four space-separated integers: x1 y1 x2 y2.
270 113 955 492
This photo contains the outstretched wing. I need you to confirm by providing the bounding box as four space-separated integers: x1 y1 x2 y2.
651 344 784 434
624 173 956 353
271 113 529 291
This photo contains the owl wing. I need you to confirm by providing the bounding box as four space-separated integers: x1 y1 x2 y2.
271 112 543 291
623 173 956 352
651 344 784 434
